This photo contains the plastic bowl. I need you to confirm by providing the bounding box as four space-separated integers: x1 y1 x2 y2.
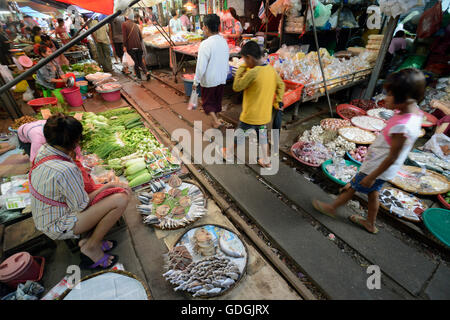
100 90 121 102
336 104 366 120
321 159 360 186
346 151 362 166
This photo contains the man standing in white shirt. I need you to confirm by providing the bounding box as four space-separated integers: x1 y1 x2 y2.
193 14 229 129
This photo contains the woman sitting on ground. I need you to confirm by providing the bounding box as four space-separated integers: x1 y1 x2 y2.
30 114 131 269
35 45 67 90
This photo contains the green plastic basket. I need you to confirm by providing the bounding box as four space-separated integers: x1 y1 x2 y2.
321 159 360 186
422 208 450 248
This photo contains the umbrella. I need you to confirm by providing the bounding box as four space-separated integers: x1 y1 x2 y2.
52 0 164 15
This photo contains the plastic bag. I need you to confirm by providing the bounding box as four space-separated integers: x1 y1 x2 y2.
416 1 442 39
122 51 135 69
187 90 198 110
423 133 450 161
339 7 358 28
22 87 34 102
307 0 332 28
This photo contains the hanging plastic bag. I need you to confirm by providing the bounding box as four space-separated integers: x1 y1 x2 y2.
187 90 198 110
307 0 332 28
416 1 442 39
122 51 135 70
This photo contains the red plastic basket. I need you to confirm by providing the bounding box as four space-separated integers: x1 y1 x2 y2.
27 97 58 112
282 80 304 109
336 104 366 120
290 141 323 167
437 194 450 210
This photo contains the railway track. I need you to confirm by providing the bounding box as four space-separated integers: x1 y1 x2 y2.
120 73 449 299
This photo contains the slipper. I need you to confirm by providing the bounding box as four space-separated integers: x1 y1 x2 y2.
79 253 119 270
312 199 336 218
257 158 271 168
348 215 379 234
101 240 118 252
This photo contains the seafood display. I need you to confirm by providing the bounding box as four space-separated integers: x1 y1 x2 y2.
165 245 193 271
339 127 377 144
291 141 331 166
320 118 351 131
408 151 450 173
139 181 207 229
163 225 247 298
351 116 386 131
379 187 427 222
390 166 450 195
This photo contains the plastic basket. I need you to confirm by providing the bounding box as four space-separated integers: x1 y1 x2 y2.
321 159 360 186
282 80 304 109
422 208 450 247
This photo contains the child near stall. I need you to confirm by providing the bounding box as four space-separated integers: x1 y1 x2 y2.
312 68 426 234
222 41 285 168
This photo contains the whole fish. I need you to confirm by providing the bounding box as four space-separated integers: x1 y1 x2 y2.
219 235 244 258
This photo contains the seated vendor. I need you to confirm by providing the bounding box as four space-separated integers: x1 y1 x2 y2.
221 7 242 46
18 119 82 163
40 34 69 66
35 45 67 90
430 99 450 136
30 114 131 269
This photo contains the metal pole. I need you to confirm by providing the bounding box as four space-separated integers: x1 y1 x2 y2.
308 0 333 117
0 0 142 95
363 16 399 99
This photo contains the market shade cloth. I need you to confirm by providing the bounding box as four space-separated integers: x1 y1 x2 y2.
52 0 164 15
20 6 51 18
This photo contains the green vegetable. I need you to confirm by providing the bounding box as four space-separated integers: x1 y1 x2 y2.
126 168 149 182
125 158 146 168
129 172 152 188
125 161 147 176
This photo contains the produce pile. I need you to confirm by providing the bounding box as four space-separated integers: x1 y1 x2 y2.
79 107 181 186
349 146 368 163
61 61 102 75
351 116 386 131
350 99 377 111
338 127 376 144
10 116 37 129
292 141 332 166
273 46 373 96
391 166 449 195
320 118 351 131
138 177 207 229
298 125 356 157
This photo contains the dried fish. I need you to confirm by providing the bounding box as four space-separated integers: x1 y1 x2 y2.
219 235 244 258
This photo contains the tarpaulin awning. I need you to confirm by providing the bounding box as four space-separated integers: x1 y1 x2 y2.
52 0 164 15
20 5 51 18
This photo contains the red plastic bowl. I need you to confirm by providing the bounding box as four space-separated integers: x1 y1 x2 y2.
420 111 438 128
437 194 450 210
27 97 58 112
290 141 323 167
336 104 366 120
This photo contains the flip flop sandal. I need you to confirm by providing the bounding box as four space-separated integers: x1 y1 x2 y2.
312 199 336 219
101 240 118 252
79 253 119 270
348 215 379 234
257 158 271 168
